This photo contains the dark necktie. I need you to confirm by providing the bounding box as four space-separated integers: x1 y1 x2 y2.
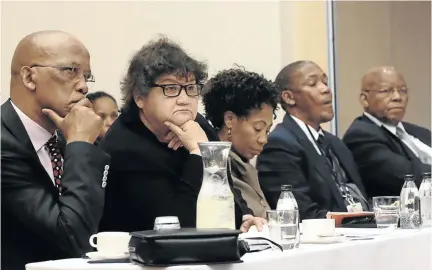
46 134 64 194
317 134 354 205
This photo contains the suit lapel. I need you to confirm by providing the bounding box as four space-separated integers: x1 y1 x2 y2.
403 122 431 146
282 115 346 210
2 100 38 160
282 115 320 158
2 100 58 193
382 126 419 161
360 115 420 162
229 151 267 200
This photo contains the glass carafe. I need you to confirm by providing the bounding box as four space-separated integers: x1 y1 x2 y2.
196 142 235 229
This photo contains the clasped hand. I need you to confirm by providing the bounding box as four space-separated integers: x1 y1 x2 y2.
42 98 103 144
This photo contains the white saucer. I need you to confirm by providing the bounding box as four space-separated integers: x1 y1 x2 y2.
301 235 345 244
86 251 129 260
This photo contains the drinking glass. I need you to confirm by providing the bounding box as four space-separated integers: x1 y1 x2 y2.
372 196 400 229
266 210 299 249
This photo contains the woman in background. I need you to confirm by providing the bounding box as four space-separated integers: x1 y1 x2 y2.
87 91 119 144
202 68 279 218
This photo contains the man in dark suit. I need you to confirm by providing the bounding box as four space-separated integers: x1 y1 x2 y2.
1 30 111 270
343 66 431 197
257 61 369 220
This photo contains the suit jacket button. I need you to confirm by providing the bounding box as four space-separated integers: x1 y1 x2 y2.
261 200 266 206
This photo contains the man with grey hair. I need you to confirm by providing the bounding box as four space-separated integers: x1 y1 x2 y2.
343 66 431 197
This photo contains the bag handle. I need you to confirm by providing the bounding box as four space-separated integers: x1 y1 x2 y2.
238 237 283 256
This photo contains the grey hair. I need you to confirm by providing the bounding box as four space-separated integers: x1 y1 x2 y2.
120 36 208 109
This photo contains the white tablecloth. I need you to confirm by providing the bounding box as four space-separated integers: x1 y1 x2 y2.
26 228 432 270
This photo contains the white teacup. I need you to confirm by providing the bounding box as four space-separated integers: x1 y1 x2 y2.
89 232 131 255
301 219 335 238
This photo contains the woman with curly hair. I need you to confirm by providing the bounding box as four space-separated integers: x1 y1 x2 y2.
98 38 265 232
202 68 279 218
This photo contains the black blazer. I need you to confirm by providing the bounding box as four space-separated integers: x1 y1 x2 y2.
257 114 367 220
1 100 110 270
98 105 251 233
343 114 432 197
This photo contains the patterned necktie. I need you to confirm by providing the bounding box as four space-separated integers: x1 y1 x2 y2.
46 134 64 194
317 135 370 210
396 127 431 164
317 135 354 203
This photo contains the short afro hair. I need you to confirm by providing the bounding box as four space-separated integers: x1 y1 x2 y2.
202 68 279 130
121 36 208 109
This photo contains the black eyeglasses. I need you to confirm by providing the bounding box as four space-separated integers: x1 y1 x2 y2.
153 84 203 97
30 64 95 84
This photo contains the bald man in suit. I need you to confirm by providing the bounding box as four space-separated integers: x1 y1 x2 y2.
343 66 431 197
2 31 110 270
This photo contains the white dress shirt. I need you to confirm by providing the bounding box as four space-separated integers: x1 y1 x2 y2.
291 115 324 155
363 112 432 164
291 115 357 212
11 102 56 183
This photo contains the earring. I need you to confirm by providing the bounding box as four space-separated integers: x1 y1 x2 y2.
228 127 232 138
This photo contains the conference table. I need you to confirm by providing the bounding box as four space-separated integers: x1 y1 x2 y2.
26 228 432 270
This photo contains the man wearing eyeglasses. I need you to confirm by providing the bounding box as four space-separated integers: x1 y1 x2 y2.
344 66 431 197
1 30 110 270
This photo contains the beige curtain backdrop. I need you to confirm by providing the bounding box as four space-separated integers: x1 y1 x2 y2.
1 1 283 108
334 1 431 135
278 0 329 130
0 0 329 131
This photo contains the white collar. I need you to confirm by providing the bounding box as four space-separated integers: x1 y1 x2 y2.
11 101 53 152
290 114 324 140
363 112 406 135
